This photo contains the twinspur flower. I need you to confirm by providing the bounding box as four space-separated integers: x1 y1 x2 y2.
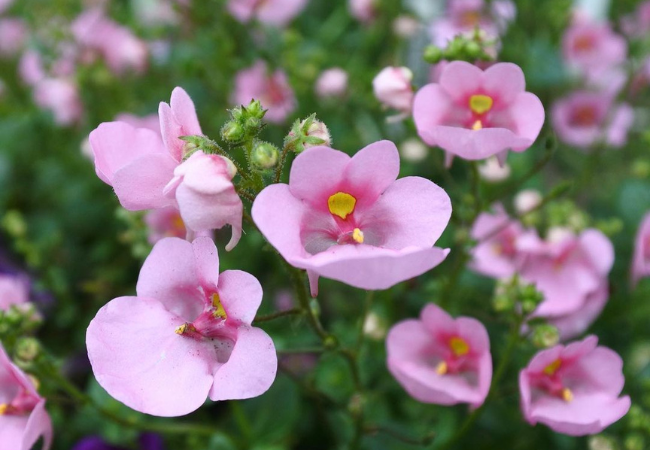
413 61 544 166
90 87 243 248
227 0 308 27
386 303 492 408
0 344 52 450
252 140 452 295
86 237 277 417
519 336 630 436
631 212 650 288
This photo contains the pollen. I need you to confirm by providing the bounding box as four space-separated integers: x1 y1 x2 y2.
472 120 483 131
469 94 493 115
211 293 227 319
352 228 364 244
543 359 562 376
175 323 196 335
0 404 7 415
561 388 574 402
328 192 357 219
436 361 448 375
449 337 470 357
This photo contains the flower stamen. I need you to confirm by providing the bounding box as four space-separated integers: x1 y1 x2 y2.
328 192 357 219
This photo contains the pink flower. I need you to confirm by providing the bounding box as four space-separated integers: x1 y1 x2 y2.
621 1 650 37
387 303 492 408
470 205 524 279
72 8 148 75
0 0 13 14
0 19 26 57
114 113 161 136
631 212 650 288
18 50 45 86
232 61 296 124
158 86 203 163
562 20 627 76
519 336 630 436
163 151 243 251
33 78 83 126
227 0 308 27
551 91 634 150
144 207 187 244
252 141 451 295
372 67 414 114
315 68 348 99
349 0 375 24
89 121 177 210
517 228 614 320
548 282 608 341
86 237 277 417
0 344 52 450
413 61 544 166
0 273 29 310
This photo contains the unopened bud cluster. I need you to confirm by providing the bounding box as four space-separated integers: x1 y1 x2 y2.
493 276 544 315
0 303 42 339
251 141 280 170
221 99 267 145
424 32 495 64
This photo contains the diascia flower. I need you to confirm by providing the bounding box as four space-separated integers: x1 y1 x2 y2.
86 237 277 417
413 61 544 166
252 141 451 295
90 87 243 248
227 0 308 27
0 344 52 450
519 336 630 436
386 303 492 408
562 19 627 77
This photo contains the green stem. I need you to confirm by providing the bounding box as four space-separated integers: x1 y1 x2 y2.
253 307 303 324
274 143 292 183
287 265 330 342
363 425 435 447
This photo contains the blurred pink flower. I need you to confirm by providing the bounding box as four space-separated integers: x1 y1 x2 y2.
562 20 627 76
232 60 296 124
387 303 492 408
548 282 608 341
429 0 514 48
0 344 52 450
551 91 634 150
86 237 277 417
413 61 544 166
227 0 308 27
18 50 46 87
0 0 13 14
72 8 148 75
0 273 29 310
163 151 243 251
315 68 348 99
349 0 375 24
0 18 26 57
470 204 524 279
519 336 630 436
372 66 414 114
252 141 451 295
33 78 83 126
631 212 650 288
517 227 614 321
621 1 650 37
144 207 186 244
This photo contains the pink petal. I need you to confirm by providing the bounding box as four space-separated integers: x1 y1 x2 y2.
288 146 351 210
136 238 205 322
86 296 216 417
298 245 450 290
360 176 452 249
209 326 277 401
507 92 545 149
413 84 454 147
252 184 309 261
439 61 484 103
0 415 29 450
217 270 263 326
483 63 526 105
21 400 52 450
580 229 614 276
89 122 166 185
112 153 178 211
192 237 221 292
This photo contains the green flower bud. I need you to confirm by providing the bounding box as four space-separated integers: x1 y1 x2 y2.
15 337 41 363
251 142 279 170
423 45 444 64
245 100 265 119
530 324 560 348
221 121 245 143
464 40 482 59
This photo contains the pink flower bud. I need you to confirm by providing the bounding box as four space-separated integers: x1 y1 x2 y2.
315 68 348 99
372 66 414 114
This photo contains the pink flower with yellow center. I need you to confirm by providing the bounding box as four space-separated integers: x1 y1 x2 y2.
0 344 52 450
252 141 452 295
86 237 277 417
520 336 630 436
413 61 544 166
386 303 492 408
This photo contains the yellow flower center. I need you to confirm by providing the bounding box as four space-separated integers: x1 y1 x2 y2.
328 192 357 220
543 358 562 376
211 293 227 320
469 94 494 115
449 337 470 357
174 323 197 335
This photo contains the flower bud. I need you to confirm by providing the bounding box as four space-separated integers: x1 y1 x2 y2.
478 157 511 182
315 68 348 99
530 324 560 348
245 99 265 119
588 435 618 450
399 139 428 162
424 45 444 64
251 142 279 170
15 337 41 363
221 120 245 143
514 189 542 214
286 116 331 153
372 66 414 114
